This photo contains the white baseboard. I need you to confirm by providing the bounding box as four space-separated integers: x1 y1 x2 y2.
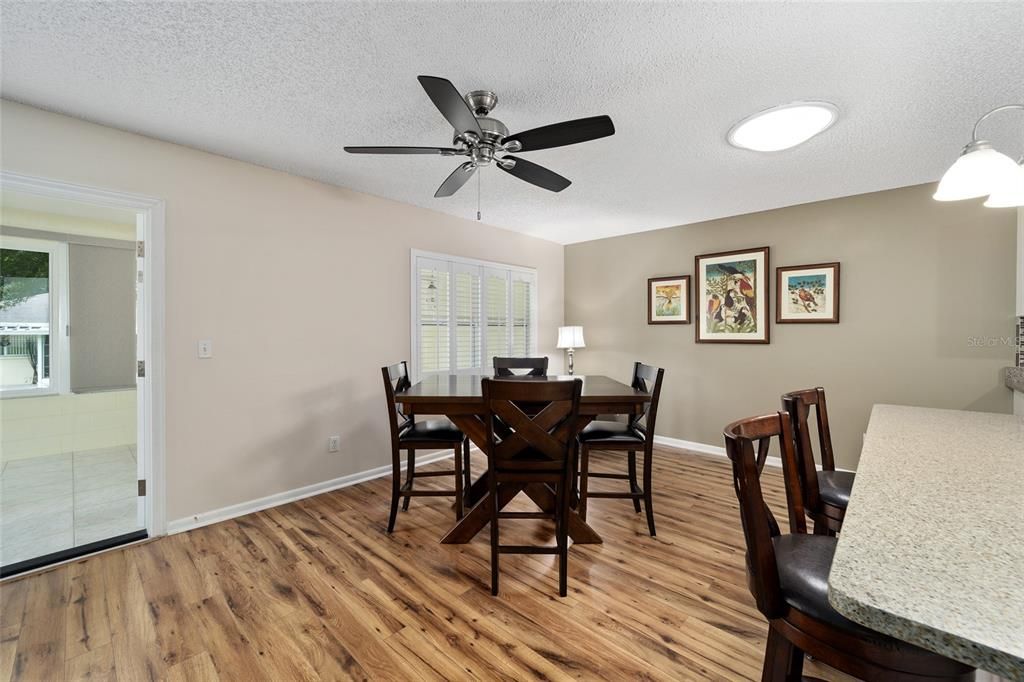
652 434 856 473
652 434 786 469
168 434 848 536
166 449 459 535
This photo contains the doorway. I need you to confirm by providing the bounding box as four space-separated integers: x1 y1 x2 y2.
0 172 164 577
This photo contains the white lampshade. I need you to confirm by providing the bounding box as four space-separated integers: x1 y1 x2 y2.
934 142 1022 201
556 326 585 349
983 160 1024 207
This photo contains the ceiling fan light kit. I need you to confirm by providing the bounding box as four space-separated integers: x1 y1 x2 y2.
345 75 615 209
934 104 1024 208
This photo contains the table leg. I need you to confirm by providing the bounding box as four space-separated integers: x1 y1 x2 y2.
440 483 522 544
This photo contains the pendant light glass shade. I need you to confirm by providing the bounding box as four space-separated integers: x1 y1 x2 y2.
933 142 1022 201
983 160 1024 207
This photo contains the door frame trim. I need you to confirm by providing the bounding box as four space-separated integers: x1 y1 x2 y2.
1 170 167 537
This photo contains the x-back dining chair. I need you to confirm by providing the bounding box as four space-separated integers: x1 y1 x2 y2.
482 376 582 597
723 412 974 682
493 356 549 376
381 361 470 533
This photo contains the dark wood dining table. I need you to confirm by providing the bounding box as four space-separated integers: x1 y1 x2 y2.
395 373 652 544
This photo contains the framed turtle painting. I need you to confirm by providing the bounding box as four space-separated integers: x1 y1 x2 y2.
648 275 690 324
776 262 840 323
695 247 769 344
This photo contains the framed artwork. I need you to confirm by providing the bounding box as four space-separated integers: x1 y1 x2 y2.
648 275 690 324
695 246 770 344
776 262 840 323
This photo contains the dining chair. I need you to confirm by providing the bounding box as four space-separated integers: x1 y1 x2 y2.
481 376 582 597
492 356 549 376
577 362 664 536
781 387 854 535
381 361 471 533
723 412 975 682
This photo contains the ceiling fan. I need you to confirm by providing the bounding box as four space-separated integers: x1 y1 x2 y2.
345 75 615 198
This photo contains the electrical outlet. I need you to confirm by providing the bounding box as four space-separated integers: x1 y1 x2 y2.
327 436 340 453
197 340 213 359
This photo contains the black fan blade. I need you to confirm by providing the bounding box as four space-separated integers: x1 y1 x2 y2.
435 162 477 198
417 76 482 137
498 156 571 192
504 115 614 152
344 146 460 155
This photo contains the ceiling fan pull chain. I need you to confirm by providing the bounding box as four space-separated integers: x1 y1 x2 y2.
477 169 482 221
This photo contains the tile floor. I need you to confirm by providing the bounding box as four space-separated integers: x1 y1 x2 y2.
0 445 141 566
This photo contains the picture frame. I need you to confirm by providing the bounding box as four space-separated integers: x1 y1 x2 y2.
647 275 690 325
776 262 840 324
695 246 770 344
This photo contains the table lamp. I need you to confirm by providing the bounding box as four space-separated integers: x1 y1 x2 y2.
556 326 586 375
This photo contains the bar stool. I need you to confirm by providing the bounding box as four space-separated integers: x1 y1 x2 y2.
381 361 470 533
723 412 974 682
781 387 854 534
577 362 664 536
492 356 549 376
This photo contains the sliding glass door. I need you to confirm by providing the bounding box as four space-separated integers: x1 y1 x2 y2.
1 218 146 575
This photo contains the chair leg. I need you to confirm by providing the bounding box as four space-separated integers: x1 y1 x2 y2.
402 449 414 511
462 439 471 493
558 464 572 598
627 451 642 513
579 445 590 521
453 444 464 520
643 448 656 537
812 516 833 536
490 489 500 596
387 448 401 534
761 625 803 682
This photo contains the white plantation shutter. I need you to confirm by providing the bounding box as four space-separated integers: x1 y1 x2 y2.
417 258 449 373
510 272 533 358
453 263 481 370
484 267 510 360
413 252 537 379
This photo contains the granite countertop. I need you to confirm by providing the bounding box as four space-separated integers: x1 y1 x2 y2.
828 405 1024 679
1007 367 1024 393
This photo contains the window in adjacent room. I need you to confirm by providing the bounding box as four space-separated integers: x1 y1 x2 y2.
0 236 66 396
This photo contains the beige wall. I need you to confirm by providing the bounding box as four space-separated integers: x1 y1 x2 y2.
0 100 564 522
566 184 1017 470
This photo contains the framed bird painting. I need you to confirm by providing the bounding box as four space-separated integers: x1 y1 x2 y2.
776 262 840 323
695 246 770 344
648 275 690 324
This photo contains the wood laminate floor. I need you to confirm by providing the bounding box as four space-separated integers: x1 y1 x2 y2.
0 447 860 681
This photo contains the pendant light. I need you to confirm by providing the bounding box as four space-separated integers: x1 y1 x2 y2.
934 104 1024 207
983 158 1024 208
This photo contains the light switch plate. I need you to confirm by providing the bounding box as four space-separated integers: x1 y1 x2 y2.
197 340 213 359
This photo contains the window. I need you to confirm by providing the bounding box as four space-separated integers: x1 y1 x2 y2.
0 236 67 396
412 251 537 379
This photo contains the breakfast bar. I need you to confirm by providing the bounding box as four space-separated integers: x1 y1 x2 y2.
828 405 1024 679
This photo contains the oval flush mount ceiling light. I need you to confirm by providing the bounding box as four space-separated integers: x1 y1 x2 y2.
727 101 839 152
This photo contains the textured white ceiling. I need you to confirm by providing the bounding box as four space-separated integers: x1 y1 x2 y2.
2 2 1022 244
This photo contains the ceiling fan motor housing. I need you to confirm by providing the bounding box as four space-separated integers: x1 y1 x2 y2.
452 115 507 147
